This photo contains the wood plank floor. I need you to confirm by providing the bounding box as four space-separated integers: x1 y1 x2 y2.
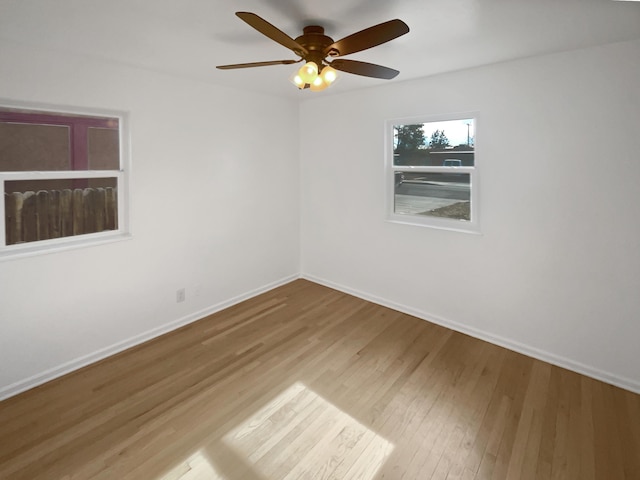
1 279 639 479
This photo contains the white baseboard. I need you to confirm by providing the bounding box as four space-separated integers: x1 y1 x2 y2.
4 273 638 400
302 274 640 395
0 274 300 401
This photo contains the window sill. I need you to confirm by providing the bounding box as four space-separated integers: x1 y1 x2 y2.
387 213 482 235
0 231 133 262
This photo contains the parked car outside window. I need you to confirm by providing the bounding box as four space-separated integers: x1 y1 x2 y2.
443 159 462 167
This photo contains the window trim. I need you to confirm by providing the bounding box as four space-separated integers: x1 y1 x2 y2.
0 100 132 260
385 112 480 234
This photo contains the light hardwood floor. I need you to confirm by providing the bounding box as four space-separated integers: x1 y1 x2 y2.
1 279 639 479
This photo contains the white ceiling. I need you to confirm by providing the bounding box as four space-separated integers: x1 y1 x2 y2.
1 0 639 100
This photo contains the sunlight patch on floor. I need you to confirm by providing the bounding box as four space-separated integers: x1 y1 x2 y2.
224 381 394 479
161 449 224 480
161 382 394 479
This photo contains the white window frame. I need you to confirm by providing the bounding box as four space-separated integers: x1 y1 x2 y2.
0 100 132 260
385 112 480 234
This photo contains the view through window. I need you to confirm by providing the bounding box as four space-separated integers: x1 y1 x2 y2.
388 116 478 232
0 105 128 254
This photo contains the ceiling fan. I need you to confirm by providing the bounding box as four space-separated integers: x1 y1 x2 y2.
217 12 409 91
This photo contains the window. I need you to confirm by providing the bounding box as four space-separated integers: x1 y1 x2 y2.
0 104 130 257
386 114 479 233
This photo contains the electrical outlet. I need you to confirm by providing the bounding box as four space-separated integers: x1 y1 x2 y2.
176 288 186 303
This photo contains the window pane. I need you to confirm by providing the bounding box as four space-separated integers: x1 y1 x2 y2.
1 109 121 172
394 172 470 221
0 123 70 171
393 119 475 167
4 178 118 245
88 127 119 170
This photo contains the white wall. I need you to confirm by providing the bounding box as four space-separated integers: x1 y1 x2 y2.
0 41 300 398
2 37 638 399
300 39 640 392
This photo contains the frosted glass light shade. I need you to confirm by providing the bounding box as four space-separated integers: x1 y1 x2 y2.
321 66 338 85
309 76 328 91
298 62 318 84
290 72 305 88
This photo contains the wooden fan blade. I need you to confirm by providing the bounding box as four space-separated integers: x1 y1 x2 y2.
330 59 400 79
325 19 409 57
217 59 299 70
236 12 308 57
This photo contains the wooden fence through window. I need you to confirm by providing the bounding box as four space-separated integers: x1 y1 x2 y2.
4 187 118 245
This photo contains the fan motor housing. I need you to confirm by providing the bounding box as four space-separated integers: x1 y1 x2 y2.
295 26 337 65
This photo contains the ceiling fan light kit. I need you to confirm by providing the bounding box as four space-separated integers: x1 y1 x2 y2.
217 12 409 92
291 63 338 91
